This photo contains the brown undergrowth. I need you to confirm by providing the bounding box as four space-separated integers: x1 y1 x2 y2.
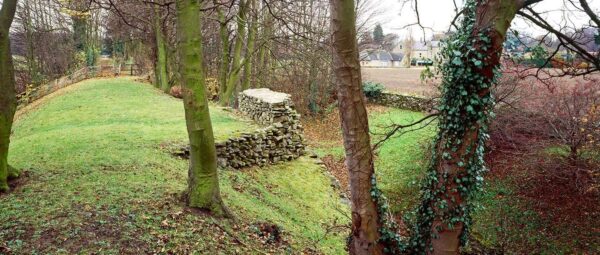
486 105 600 252
303 104 389 194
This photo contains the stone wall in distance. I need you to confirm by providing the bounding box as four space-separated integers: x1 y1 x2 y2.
371 91 437 112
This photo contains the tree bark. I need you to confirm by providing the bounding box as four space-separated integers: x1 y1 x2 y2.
154 3 170 93
217 7 230 96
256 8 272 88
417 1 525 254
176 0 229 216
220 0 247 106
329 0 384 254
241 0 256 91
0 0 18 192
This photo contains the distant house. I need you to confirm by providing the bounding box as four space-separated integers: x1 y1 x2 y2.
360 37 445 68
390 53 404 67
411 41 441 60
360 50 404 68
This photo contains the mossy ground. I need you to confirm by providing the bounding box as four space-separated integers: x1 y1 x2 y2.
0 78 348 254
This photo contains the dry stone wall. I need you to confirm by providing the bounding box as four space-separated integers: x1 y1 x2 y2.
371 91 437 112
214 89 306 169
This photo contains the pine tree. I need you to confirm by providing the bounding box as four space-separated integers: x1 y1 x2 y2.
373 24 384 45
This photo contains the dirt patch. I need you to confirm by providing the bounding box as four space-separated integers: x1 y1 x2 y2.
303 104 389 150
517 158 599 242
251 222 284 244
322 155 349 195
0 170 31 197
302 110 343 150
487 103 600 252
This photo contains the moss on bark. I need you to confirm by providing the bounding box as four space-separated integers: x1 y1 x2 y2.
220 0 248 106
154 4 170 93
176 0 229 216
0 0 18 193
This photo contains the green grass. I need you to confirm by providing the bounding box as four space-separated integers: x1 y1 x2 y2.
311 108 436 213
222 158 348 254
1 78 348 254
368 109 436 213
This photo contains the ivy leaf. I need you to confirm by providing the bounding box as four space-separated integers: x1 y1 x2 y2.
466 105 474 113
452 57 462 65
473 59 483 67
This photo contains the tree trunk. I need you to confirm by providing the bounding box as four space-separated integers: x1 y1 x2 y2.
414 1 524 254
176 0 229 216
217 7 230 97
241 0 256 91
329 0 384 254
220 0 247 106
256 12 272 89
0 0 18 192
154 4 170 93
73 16 87 52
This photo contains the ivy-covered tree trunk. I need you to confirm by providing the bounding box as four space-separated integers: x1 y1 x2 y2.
154 4 170 93
220 0 247 106
413 0 524 254
330 0 384 254
0 0 18 192
176 0 229 215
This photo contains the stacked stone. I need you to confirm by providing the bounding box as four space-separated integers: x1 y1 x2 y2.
214 88 306 169
372 92 437 112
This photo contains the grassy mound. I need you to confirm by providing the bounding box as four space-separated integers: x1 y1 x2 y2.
0 78 348 254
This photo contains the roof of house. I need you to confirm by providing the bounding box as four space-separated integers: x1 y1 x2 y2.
390 52 404 61
360 50 402 61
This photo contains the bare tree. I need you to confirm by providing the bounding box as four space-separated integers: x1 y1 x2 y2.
330 0 385 254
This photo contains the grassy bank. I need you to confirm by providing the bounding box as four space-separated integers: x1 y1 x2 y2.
1 78 348 254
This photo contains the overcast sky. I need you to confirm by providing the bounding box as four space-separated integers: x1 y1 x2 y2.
376 0 600 40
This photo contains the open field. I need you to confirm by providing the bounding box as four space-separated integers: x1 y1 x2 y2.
361 67 438 96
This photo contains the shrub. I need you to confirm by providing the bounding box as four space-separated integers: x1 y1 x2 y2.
362 81 384 99
541 80 600 161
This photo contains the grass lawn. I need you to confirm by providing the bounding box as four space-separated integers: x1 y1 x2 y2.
368 108 436 214
1 78 348 254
